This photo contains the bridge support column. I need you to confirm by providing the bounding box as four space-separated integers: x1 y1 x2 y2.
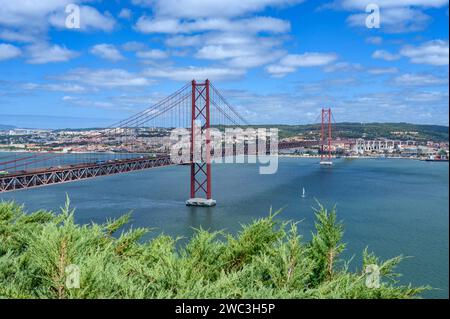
320 108 333 165
186 79 216 207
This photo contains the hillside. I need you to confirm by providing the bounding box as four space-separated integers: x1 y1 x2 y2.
255 122 449 142
0 124 15 131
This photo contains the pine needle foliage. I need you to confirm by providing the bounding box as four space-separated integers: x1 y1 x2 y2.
0 200 427 299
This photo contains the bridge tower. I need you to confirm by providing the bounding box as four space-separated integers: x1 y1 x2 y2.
186 79 216 207
320 108 333 165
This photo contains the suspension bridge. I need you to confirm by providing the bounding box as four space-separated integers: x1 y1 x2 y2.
0 80 334 205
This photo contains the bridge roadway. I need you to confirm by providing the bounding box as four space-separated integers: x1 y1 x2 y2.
0 140 319 193
0 155 174 193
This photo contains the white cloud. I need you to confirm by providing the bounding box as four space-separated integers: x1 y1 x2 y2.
136 49 168 59
90 44 124 62
367 67 399 75
26 42 78 64
324 62 363 73
280 53 338 67
0 1 115 34
372 49 401 61
143 66 246 81
132 0 296 79
0 0 72 29
55 68 152 88
339 0 448 10
400 40 449 66
0 43 21 61
366 36 383 45
266 52 338 76
334 0 449 33
132 0 303 18
347 7 431 33
404 91 449 102
393 73 449 86
166 35 203 47
135 16 290 34
0 30 36 43
23 82 86 93
62 95 115 109
122 41 147 51
118 8 132 19
195 39 284 67
196 45 257 60
49 5 116 32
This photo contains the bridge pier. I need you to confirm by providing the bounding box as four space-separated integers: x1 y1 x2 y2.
186 198 216 207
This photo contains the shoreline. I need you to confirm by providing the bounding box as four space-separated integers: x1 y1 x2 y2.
0 150 443 162
278 154 423 160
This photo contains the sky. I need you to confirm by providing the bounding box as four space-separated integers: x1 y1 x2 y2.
0 0 448 129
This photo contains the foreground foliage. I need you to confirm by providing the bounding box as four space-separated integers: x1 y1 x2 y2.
0 200 426 299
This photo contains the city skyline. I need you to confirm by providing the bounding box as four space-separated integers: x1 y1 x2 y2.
0 0 449 129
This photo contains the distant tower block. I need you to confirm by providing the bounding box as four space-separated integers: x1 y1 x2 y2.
186 79 216 207
320 108 333 166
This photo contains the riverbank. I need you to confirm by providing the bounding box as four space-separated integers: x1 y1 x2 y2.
279 154 424 160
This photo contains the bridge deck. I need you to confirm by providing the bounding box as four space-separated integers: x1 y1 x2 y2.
0 140 319 193
0 155 174 193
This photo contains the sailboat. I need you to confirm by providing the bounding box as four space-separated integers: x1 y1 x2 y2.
301 187 306 198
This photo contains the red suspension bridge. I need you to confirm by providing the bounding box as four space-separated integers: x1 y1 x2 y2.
0 80 335 205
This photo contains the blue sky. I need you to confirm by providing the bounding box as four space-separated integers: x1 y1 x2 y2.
0 0 448 128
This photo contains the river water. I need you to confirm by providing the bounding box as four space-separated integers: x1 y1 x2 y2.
0 156 448 298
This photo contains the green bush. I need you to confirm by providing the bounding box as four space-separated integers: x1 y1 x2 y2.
0 200 427 299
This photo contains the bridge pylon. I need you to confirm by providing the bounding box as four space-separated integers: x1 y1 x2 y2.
186 79 216 207
320 108 333 166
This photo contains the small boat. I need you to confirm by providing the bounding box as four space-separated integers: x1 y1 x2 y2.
301 187 306 198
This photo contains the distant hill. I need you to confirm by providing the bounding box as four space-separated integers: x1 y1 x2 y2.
0 124 15 130
246 122 449 142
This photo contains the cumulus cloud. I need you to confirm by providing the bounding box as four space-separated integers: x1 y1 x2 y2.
135 16 290 34
372 49 401 61
332 0 449 33
132 0 303 18
347 7 431 33
23 82 86 93
136 49 168 59
400 40 449 66
122 41 148 51
0 43 21 61
339 0 448 10
367 67 399 75
0 30 36 43
366 36 383 45
48 5 116 32
143 66 246 81
324 62 363 73
0 1 115 35
55 68 153 88
26 42 78 64
266 52 338 77
393 73 449 86
132 0 297 78
118 8 132 19
90 44 124 62
194 34 285 68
